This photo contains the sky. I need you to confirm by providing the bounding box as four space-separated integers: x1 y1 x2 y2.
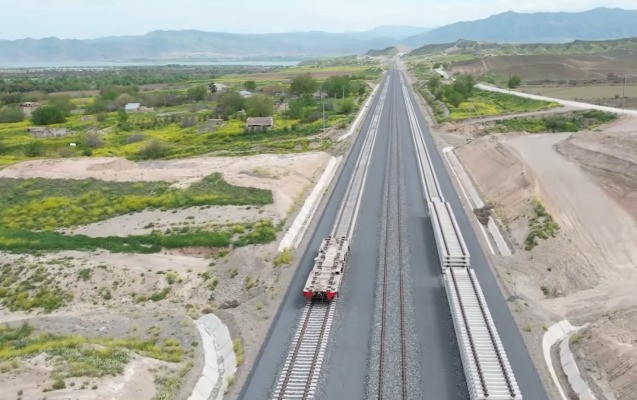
1 0 637 40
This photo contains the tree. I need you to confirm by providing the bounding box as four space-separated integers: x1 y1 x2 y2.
219 91 245 114
427 74 441 93
31 105 65 125
508 75 522 89
452 74 476 97
48 95 75 116
290 73 318 96
187 86 208 102
246 94 274 117
114 93 136 108
208 82 217 94
322 75 350 98
244 80 257 92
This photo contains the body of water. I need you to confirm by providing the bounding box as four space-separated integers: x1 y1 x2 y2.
0 60 301 69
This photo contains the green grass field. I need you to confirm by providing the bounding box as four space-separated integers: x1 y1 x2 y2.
446 89 560 121
488 110 617 134
0 174 272 230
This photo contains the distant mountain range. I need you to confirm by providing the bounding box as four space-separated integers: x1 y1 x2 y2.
1 7 637 65
403 7 637 47
0 26 430 65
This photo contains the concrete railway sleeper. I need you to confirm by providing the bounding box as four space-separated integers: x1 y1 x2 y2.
398 69 522 399
377 77 409 400
272 302 334 400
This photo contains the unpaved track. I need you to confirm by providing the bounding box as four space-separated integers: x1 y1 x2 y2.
507 133 637 319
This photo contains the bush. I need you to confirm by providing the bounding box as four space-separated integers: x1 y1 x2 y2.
138 139 170 159
82 132 103 148
508 75 522 89
338 98 355 114
57 147 76 158
0 106 24 123
31 105 66 125
125 134 146 144
24 141 44 157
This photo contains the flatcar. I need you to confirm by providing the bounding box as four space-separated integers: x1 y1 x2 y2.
302 236 350 301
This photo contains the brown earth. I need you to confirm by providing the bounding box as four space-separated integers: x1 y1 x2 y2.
449 53 637 83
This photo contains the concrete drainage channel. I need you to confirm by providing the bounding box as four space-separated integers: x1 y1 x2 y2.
188 314 237 400
542 321 595 400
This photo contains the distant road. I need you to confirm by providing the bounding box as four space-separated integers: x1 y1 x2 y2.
477 83 637 115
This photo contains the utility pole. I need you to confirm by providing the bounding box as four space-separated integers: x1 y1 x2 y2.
622 75 627 115
322 101 326 130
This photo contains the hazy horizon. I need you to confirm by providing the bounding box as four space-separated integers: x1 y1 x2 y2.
2 0 637 40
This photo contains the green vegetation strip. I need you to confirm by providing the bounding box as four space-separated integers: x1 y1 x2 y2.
0 174 272 231
446 89 559 121
0 219 277 254
488 110 617 133
0 323 182 379
525 199 560 250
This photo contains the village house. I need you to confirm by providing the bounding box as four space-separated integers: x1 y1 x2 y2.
20 102 41 116
245 117 274 132
124 103 154 113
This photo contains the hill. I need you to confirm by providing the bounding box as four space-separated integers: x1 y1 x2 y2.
404 8 637 48
0 27 425 65
409 37 637 57
365 46 401 57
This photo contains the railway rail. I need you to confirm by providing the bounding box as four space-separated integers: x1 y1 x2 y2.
270 75 390 400
377 80 408 400
272 302 335 400
399 70 523 399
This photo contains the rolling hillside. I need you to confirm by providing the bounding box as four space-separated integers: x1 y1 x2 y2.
404 8 637 48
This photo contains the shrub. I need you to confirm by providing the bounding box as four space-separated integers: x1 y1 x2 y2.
57 147 75 158
338 98 355 114
0 106 24 123
52 378 66 390
24 141 44 157
125 134 146 144
138 139 170 159
274 249 293 267
82 132 103 148
508 75 522 89
31 105 66 125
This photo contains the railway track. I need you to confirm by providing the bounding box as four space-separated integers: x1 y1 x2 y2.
272 302 335 400
399 69 522 399
377 78 408 400
271 75 390 400
446 267 521 399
